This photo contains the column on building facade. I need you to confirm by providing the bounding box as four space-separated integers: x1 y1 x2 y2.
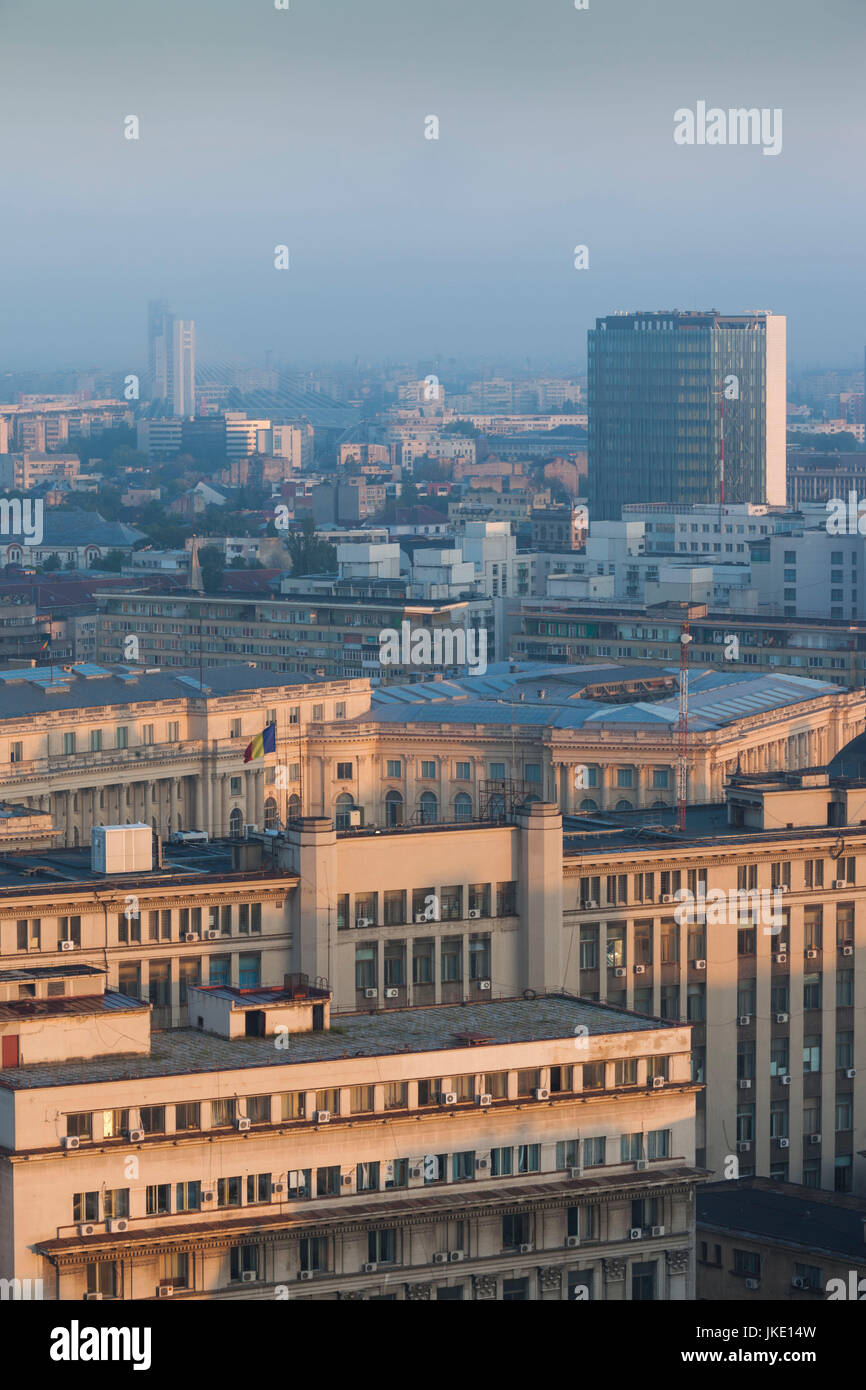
255 769 265 829
169 779 177 835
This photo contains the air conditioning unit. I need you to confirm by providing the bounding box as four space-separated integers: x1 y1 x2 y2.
778 884 788 894
569 1166 583 1179
651 1077 665 1089
736 1141 751 1153
127 1129 145 1143
236 1117 251 1132
845 1068 856 1079
518 1243 533 1254
745 1278 760 1290
355 918 372 930
635 1159 649 1171
440 1092 458 1105
107 1219 129 1233
185 932 199 943
614 967 627 978
651 1225 665 1237
737 1015 751 1026
778 1138 790 1149
241 1271 256 1283
842 945 854 957
475 1156 489 1170
774 952 788 964
738 1079 752 1090
629 1228 643 1241
781 1074 792 1086
271 1183 285 1195
313 1111 330 1124
693 959 707 970
348 811 362 827
78 1224 96 1237
775 1013 789 1024
415 912 431 924
341 1174 352 1186
206 929 218 939
363 1262 378 1274
158 1284 173 1298
634 964 646 975
384 988 399 999
202 1189 216 1203
433 1253 448 1265
792 1276 808 1289
809 1133 822 1145
834 879 847 890
805 949 818 960
584 899 598 910
296 1269 313 1282
63 1135 80 1150
83 1292 103 1301
534 1088 550 1101
479 979 491 990
565 1235 580 1249
662 894 673 904
449 1251 465 1263
364 988 377 999
61 939 76 952
476 1094 492 1107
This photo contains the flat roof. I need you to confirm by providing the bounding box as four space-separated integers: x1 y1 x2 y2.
0 994 676 1091
0 990 147 1025
563 799 866 857
0 842 296 897
697 1179 866 1263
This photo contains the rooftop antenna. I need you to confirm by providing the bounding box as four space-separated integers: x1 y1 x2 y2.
676 621 692 832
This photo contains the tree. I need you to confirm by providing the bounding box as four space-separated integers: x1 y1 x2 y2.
286 516 336 576
41 553 61 571
198 545 225 593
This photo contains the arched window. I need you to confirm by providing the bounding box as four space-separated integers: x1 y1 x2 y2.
615 799 633 811
335 792 355 831
580 798 599 812
453 792 473 823
488 792 505 819
288 794 301 821
651 800 668 809
264 796 278 830
419 790 438 825
72 827 79 846
385 790 403 827
229 807 243 838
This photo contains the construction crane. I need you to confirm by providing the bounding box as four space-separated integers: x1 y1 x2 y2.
676 621 692 831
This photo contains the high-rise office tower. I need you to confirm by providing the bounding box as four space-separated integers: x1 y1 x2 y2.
588 310 786 519
146 301 196 417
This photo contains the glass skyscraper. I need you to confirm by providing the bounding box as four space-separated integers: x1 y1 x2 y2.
588 310 786 520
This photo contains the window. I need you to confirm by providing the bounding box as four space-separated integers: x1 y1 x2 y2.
803 1036 821 1073
238 953 260 989
584 1136 605 1167
230 1245 260 1282
336 761 353 780
803 973 821 1010
383 1081 407 1110
350 1085 375 1114
489 762 505 780
632 1262 657 1301
73 1191 99 1222
246 1173 271 1204
502 1213 530 1248
176 1181 201 1212
146 1184 170 1216
211 1098 237 1128
440 939 462 982
384 1159 408 1189
420 760 436 779
139 1106 164 1135
217 1177 242 1208
86 1262 118 1298
280 1091 306 1120
368 1229 397 1265
299 1236 328 1273
579 925 598 970
451 1150 475 1181
517 1144 540 1173
734 1249 761 1278
245 1095 271 1126
582 1062 604 1091
469 935 490 979
455 761 471 780
614 1059 637 1087
103 1188 129 1219
386 759 402 778
491 1147 513 1176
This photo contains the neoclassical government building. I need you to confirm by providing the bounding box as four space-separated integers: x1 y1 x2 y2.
0 660 862 844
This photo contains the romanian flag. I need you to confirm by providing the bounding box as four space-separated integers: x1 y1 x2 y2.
244 722 277 763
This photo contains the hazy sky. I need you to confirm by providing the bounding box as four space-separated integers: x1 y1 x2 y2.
2 0 864 371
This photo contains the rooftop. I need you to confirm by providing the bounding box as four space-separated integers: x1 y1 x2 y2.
0 663 342 718
364 662 840 733
0 994 674 1090
697 1179 866 1264
0 840 295 897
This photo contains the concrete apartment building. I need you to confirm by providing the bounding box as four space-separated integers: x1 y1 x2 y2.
0 967 701 1301
697 1179 866 1300
510 598 866 688
0 661 863 847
